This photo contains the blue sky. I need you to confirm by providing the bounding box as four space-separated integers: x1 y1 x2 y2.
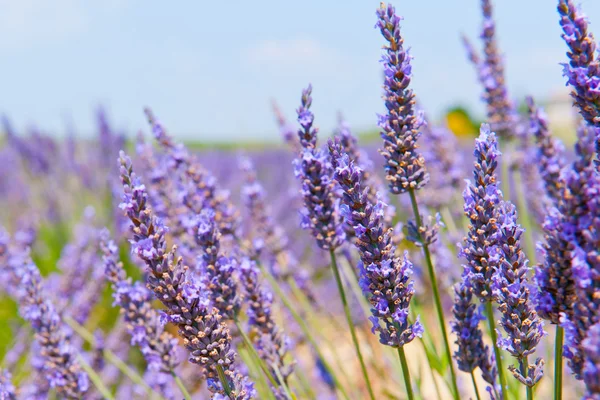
1 0 600 141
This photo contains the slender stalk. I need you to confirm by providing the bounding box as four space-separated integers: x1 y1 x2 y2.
77 353 115 400
484 301 507 399
470 371 482 400
257 260 351 400
397 347 414 400
171 372 192 400
272 363 295 400
329 250 376 400
554 326 564 400
522 357 533 400
64 316 157 396
232 317 282 393
216 364 233 398
407 189 460 400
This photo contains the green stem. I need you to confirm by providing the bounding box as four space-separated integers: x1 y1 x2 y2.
484 301 507 399
77 353 115 400
523 357 533 400
407 189 460 400
257 260 351 400
554 325 563 400
232 317 289 399
64 316 157 396
329 250 376 400
470 371 482 400
172 372 192 400
397 347 414 400
271 362 295 400
216 364 233 398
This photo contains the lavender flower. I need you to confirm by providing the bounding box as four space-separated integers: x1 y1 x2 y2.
194 209 241 320
460 124 503 302
239 258 293 391
558 0 600 127
14 250 89 399
465 0 517 139
100 229 179 377
492 202 545 387
376 3 429 194
331 147 422 347
582 323 600 399
271 100 300 152
450 279 496 386
119 152 255 399
293 86 345 250
526 97 567 206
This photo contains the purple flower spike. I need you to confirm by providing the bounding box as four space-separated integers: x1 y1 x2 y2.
296 85 318 149
492 202 545 387
526 97 567 206
451 279 496 387
376 3 429 194
582 323 600 399
460 124 503 302
293 86 345 251
330 142 422 347
100 229 179 379
558 0 600 127
119 151 255 399
14 251 89 399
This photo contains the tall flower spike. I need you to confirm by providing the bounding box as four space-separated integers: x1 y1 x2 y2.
376 2 429 194
100 229 179 377
526 97 567 206
194 208 241 320
562 124 600 378
14 251 89 399
460 124 503 302
293 86 344 250
119 151 255 399
451 279 496 387
330 144 422 347
271 100 300 152
558 0 600 127
492 202 545 387
582 323 600 399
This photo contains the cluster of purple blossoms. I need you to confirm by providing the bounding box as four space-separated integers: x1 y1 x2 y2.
194 208 241 320
330 141 422 347
145 108 239 237
558 0 600 128
459 124 503 302
100 229 179 377
492 202 545 387
293 85 345 251
119 152 255 399
464 0 517 139
560 125 600 378
526 97 567 206
0 370 16 400
14 250 89 399
376 2 429 194
450 279 496 387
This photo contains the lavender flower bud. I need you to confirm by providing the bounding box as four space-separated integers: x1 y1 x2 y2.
492 202 545 387
582 323 600 399
294 86 345 250
451 279 496 386
14 251 89 399
100 229 179 376
526 97 567 206
331 149 422 347
376 3 429 193
558 0 600 127
460 124 503 301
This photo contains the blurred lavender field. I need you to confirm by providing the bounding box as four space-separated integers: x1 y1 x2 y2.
1 1 600 400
